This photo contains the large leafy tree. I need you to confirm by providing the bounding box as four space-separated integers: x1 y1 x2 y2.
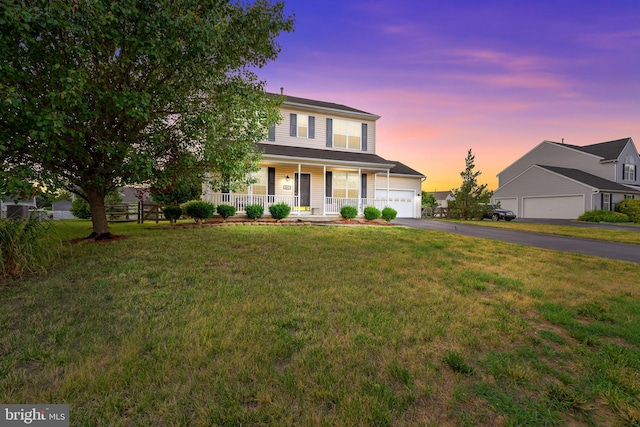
0 0 293 238
450 149 492 219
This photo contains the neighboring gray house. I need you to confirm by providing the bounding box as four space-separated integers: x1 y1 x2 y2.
492 138 640 219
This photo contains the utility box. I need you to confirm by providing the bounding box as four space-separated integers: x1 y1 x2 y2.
6 205 30 219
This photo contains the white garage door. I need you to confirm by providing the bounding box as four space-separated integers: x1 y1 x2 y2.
376 189 415 218
523 195 584 219
494 198 518 215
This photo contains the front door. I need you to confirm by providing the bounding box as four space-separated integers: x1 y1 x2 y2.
295 173 311 211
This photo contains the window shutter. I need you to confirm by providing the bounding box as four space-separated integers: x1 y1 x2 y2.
362 123 368 151
268 167 275 196
290 114 297 137
308 116 315 139
326 118 333 147
601 193 603 209
326 171 332 197
268 124 276 141
361 174 367 199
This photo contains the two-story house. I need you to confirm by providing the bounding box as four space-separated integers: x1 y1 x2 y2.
203 94 425 218
492 137 640 219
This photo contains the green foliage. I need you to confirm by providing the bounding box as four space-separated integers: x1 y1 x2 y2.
0 217 59 279
0 1 293 235
363 206 381 221
245 204 264 220
381 207 398 222
422 192 438 207
182 200 215 222
444 351 474 375
269 202 291 221
152 179 203 205
163 205 183 223
340 205 358 219
216 204 236 220
450 149 492 219
614 198 640 223
578 210 630 223
71 198 92 219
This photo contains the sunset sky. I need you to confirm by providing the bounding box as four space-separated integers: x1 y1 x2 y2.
257 0 640 192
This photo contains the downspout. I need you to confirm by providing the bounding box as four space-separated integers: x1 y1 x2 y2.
297 163 301 215
323 165 326 215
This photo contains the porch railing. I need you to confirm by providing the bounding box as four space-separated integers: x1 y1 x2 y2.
204 193 391 216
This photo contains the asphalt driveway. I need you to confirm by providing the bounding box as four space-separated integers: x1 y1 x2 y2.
395 218 640 263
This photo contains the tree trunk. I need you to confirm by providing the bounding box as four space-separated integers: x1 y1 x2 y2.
84 185 111 239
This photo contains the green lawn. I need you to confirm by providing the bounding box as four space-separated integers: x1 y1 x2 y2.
1 220 639 426
446 218 640 245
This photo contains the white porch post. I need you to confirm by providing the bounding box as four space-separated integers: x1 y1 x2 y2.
204 173 211 202
358 168 362 214
297 163 301 215
386 170 390 206
323 165 326 215
248 171 253 205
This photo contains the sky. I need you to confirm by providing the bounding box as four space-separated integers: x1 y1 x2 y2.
256 0 640 192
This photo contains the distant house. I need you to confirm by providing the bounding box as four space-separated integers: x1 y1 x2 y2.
203 93 426 218
430 191 455 208
492 138 640 219
0 196 37 219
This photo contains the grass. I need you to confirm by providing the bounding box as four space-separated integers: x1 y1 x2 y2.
1 220 639 425
447 218 640 245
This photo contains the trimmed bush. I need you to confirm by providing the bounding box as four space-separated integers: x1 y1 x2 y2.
163 205 182 223
363 206 381 221
578 210 629 223
615 198 640 223
269 202 291 221
245 204 264 220
340 205 358 219
216 204 236 220
381 207 398 222
182 200 215 222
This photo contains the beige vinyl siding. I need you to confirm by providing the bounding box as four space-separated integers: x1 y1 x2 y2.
498 142 614 186
270 107 376 154
619 142 640 185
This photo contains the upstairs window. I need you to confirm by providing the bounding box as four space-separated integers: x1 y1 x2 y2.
289 114 315 138
623 155 636 181
333 120 361 150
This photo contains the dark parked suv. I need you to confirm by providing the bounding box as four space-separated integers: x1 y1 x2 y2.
482 204 516 221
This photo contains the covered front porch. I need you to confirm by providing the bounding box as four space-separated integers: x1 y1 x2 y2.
203 161 396 217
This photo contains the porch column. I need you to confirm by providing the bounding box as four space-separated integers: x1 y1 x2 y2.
358 168 362 214
297 163 301 215
323 165 326 215
204 173 211 203
386 170 390 205
248 171 253 205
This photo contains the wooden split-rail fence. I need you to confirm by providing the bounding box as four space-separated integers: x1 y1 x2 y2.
104 202 165 224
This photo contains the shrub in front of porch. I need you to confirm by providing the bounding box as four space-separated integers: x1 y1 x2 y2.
381 207 398 222
269 202 291 221
363 206 381 221
163 205 183 224
245 204 264 220
216 204 236 220
182 200 215 222
615 199 640 223
340 205 358 219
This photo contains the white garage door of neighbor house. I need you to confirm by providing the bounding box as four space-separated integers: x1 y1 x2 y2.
376 189 415 218
522 195 584 219
494 198 518 215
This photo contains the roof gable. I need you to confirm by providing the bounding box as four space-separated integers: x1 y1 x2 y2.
549 138 631 161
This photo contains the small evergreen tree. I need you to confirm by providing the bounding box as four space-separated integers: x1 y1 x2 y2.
450 149 491 219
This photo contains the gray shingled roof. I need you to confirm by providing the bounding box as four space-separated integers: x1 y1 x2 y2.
258 143 394 167
266 92 378 117
387 161 425 177
551 138 631 161
538 165 640 193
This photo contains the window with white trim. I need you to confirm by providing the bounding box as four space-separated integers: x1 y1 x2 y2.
623 156 636 181
333 119 361 150
602 193 612 211
332 172 359 198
